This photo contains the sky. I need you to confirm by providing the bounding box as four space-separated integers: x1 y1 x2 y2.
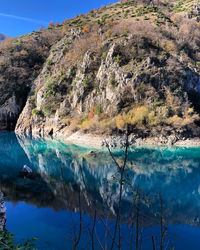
0 0 118 37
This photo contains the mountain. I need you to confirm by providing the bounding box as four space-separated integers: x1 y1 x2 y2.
0 33 6 41
0 0 200 145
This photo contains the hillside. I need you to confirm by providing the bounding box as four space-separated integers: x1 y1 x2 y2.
0 0 200 145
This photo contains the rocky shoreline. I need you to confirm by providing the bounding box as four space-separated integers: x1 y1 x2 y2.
60 131 200 149
104 134 200 148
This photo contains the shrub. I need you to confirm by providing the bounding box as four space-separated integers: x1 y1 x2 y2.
41 101 57 117
147 106 169 126
59 74 67 82
116 114 126 129
167 110 200 127
167 115 183 127
136 4 157 16
115 105 159 129
43 80 57 98
110 72 118 87
101 52 107 60
78 118 104 133
95 105 102 116
0 230 37 249
131 106 149 125
107 29 112 38
109 20 115 27
65 30 103 66
160 40 176 52
88 104 95 119
46 59 54 66
20 49 28 56
32 108 43 117
101 118 115 130
83 76 90 88
113 55 121 64
82 25 89 33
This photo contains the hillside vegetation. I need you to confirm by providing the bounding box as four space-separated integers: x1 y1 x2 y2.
1 0 200 143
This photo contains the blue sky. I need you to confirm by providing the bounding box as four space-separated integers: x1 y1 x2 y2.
0 0 118 37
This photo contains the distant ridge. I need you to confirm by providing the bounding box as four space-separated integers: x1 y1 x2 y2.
0 33 6 41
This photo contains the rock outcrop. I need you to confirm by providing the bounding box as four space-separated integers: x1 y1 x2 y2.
0 96 21 130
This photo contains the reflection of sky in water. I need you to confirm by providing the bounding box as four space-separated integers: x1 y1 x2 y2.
1 132 200 249
6 201 200 250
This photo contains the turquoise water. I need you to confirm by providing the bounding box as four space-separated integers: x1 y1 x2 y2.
1 132 200 249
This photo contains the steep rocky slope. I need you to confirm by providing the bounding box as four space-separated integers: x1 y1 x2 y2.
1 0 200 143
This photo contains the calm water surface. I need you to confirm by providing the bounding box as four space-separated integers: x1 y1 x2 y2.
1 132 200 249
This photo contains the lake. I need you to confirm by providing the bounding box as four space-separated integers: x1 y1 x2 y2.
0 132 200 249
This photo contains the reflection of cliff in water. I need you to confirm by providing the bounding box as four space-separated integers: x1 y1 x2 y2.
1 133 200 227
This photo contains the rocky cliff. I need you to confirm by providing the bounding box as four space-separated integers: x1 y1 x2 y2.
1 0 200 143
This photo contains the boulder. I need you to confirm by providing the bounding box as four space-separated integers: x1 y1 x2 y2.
20 165 33 177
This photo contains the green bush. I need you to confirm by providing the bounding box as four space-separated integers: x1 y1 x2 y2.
113 55 122 64
95 105 102 116
173 0 192 12
46 59 54 66
32 108 43 117
41 102 57 117
136 4 157 16
0 230 37 249
101 52 107 61
59 74 67 82
83 76 91 89
110 72 118 87
144 16 149 20
43 80 57 98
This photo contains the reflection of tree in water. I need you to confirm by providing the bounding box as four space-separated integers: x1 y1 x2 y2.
60 134 173 250
14 135 176 249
